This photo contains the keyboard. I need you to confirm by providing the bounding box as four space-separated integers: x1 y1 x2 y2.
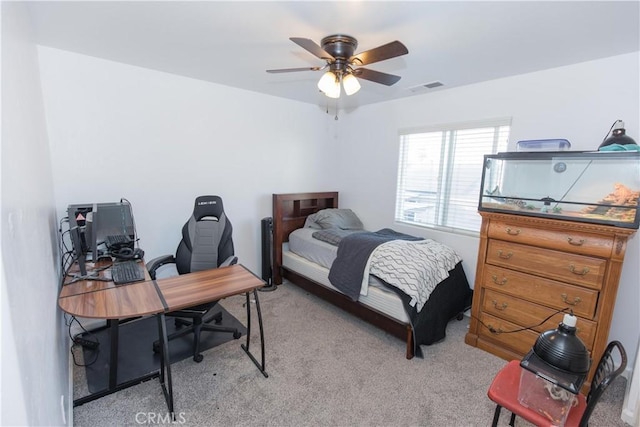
111 261 146 285
105 234 132 248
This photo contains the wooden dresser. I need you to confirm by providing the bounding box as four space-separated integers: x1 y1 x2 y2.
465 211 635 388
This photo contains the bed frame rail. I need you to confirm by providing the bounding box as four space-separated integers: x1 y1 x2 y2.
282 268 414 359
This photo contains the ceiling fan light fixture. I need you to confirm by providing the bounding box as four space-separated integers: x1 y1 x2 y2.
325 80 341 98
342 73 361 96
318 71 337 93
318 71 340 98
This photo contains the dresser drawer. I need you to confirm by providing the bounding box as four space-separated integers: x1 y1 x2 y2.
478 312 539 355
486 240 606 289
487 220 614 257
482 265 598 318
482 289 596 350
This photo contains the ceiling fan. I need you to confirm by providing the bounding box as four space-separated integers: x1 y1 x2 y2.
267 35 409 98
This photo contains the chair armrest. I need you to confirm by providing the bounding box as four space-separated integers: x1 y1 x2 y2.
145 254 176 280
220 255 238 267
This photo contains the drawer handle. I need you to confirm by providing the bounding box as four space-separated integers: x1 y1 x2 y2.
506 227 521 236
569 264 590 276
491 275 507 285
487 324 504 334
491 300 508 311
567 237 585 246
497 250 513 259
561 293 582 306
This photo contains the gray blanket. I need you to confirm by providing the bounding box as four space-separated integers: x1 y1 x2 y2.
327 228 422 300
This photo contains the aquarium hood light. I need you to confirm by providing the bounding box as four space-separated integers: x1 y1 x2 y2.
599 120 637 149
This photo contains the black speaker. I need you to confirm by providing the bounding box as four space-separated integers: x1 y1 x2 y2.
259 217 276 292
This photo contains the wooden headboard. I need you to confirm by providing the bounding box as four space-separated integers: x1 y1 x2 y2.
272 192 339 285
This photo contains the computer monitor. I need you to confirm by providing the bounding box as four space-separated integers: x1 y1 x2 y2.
67 203 97 276
68 223 89 276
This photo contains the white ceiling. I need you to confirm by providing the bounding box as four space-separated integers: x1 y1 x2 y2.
26 1 640 110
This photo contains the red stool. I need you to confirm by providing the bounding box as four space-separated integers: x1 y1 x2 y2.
487 341 626 427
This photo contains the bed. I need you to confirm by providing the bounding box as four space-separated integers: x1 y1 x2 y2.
272 192 473 359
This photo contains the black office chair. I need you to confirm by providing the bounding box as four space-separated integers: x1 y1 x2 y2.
147 195 241 362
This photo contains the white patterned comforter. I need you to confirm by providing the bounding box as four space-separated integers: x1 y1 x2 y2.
365 239 461 312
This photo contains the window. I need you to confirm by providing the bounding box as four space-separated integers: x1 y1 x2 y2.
395 119 511 233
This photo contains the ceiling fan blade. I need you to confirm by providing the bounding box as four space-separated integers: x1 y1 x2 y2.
290 37 335 60
353 68 402 86
349 41 408 66
267 66 323 73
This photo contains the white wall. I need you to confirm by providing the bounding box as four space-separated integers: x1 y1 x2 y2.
331 52 640 367
11 24 639 424
1 3 69 425
37 47 336 274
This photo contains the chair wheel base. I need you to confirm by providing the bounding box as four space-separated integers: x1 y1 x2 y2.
193 354 203 363
233 331 241 339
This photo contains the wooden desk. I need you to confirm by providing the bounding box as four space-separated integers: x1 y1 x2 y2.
58 262 267 412
156 264 269 379
59 280 164 318
59 260 165 407
158 264 267 310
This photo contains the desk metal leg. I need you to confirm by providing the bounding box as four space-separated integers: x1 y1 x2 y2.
108 319 119 390
157 314 174 414
241 290 268 378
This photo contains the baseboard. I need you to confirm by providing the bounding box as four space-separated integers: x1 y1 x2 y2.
67 350 74 427
621 409 636 426
621 365 639 426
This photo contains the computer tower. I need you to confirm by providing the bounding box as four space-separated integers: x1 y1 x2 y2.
260 217 276 291
67 201 135 262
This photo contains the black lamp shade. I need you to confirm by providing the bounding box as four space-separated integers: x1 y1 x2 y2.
520 315 591 394
599 122 638 149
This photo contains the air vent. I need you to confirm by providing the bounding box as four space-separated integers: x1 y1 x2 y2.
408 81 445 93
424 81 444 89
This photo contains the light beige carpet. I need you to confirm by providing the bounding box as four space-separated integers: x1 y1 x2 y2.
72 281 629 426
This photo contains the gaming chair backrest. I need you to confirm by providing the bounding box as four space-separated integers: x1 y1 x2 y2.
175 195 234 274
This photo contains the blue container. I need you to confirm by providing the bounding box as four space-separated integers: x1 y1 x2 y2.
516 139 571 152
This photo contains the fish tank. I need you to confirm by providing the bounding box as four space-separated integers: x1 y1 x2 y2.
478 151 640 229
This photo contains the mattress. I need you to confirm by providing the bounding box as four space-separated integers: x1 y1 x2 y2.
288 228 336 270
283 234 410 323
